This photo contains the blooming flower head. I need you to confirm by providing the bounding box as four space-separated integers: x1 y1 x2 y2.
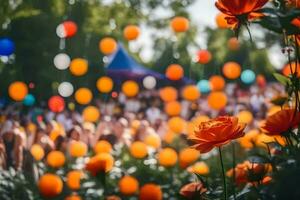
180 182 207 199
260 109 300 136
85 153 114 176
215 0 268 29
190 116 246 153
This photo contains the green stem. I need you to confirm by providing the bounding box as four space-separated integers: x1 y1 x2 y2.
232 143 236 200
219 147 227 200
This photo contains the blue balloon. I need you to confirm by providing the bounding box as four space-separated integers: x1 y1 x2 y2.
197 79 211 93
241 70 256 84
23 94 35 106
0 38 15 56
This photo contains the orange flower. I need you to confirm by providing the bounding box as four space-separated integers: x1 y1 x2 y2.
157 148 178 167
130 141 148 159
179 148 200 168
180 182 207 199
227 161 272 185
286 0 300 8
38 173 63 198
139 184 162 200
46 151 66 168
85 153 114 176
65 194 82 200
190 116 246 153
261 109 300 136
66 170 82 190
118 175 139 195
215 0 268 29
94 140 112 154
226 163 248 185
187 161 210 175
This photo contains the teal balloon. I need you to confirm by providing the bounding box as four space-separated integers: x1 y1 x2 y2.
23 94 35 106
197 79 211 93
241 70 255 84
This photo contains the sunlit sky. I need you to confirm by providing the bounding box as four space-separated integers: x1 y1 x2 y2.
129 0 284 69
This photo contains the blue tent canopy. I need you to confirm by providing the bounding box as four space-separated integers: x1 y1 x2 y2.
105 45 164 80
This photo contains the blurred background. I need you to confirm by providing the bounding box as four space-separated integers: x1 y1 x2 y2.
0 0 283 100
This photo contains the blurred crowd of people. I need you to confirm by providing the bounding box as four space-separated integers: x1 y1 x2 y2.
0 82 284 171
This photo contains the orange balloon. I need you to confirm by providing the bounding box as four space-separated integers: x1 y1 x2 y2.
69 141 87 157
129 141 148 159
46 151 65 168
282 62 300 77
8 81 28 101
99 37 117 55
118 175 139 195
30 144 45 161
94 140 112 154
222 62 241 79
171 16 189 32
197 50 212 64
122 80 139 97
215 13 231 29
82 106 100 122
158 148 178 167
209 75 225 91
38 173 63 198
208 91 227 110
144 134 161 149
69 58 88 76
168 117 186 134
75 88 93 105
159 86 178 102
123 25 140 41
182 85 200 101
66 170 82 190
228 37 240 50
179 148 200 168
166 64 184 81
165 101 181 116
96 76 113 93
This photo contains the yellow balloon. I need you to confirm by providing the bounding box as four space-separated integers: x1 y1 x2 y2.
82 106 100 122
237 110 253 124
8 81 28 101
96 76 113 93
144 134 161 149
30 144 45 161
69 141 88 157
168 117 186 134
70 58 88 76
75 88 93 105
122 80 139 97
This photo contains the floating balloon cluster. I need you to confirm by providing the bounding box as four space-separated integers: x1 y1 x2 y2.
5 13 266 116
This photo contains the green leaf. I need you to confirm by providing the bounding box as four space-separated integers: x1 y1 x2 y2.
273 73 291 85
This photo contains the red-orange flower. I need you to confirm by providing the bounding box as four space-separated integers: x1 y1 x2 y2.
261 109 300 136
85 153 114 176
179 182 207 199
215 0 268 29
190 116 246 153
